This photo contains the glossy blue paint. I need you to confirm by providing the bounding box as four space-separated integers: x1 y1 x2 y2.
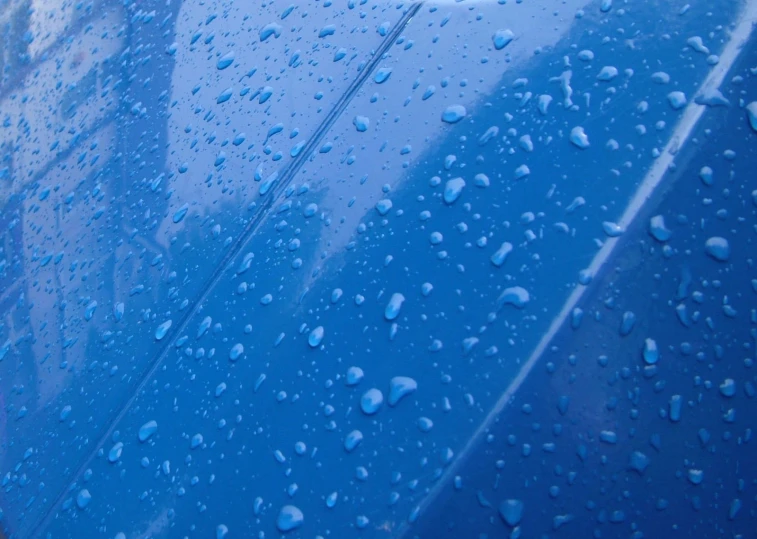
1 0 756 537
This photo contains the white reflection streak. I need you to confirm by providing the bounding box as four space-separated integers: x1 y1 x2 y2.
399 0 757 533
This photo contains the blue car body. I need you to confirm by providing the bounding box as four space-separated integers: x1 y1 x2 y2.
1 0 756 537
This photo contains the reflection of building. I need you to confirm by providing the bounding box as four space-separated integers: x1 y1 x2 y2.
0 1 180 534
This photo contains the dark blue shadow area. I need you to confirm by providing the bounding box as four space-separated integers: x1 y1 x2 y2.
410 25 757 539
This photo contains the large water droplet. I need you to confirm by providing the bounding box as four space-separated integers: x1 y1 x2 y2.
360 389 384 415
353 115 369 132
76 489 92 509
217 51 234 70
276 505 304 532
344 430 364 452
260 22 282 41
172 203 189 223
388 376 417 406
346 367 364 386
108 442 124 463
155 320 172 341
570 126 590 149
308 326 324 348
499 499 524 526
138 420 158 442
374 67 392 84
496 287 530 310
229 343 244 362
667 91 687 110
705 236 730 261
384 293 405 321
492 29 514 50
443 177 465 204
376 199 393 216
441 104 466 124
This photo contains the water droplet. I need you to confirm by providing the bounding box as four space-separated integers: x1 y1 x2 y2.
499 499 523 526
229 343 244 362
197 316 212 339
138 420 158 442
629 451 649 474
443 177 465 204
172 203 189 223
217 51 234 70
308 326 324 348
384 293 405 321
376 199 393 216
441 104 466 124
108 442 124 463
651 71 670 84
84 300 97 321
374 67 392 84
60 405 72 422
474 173 490 188
619 311 636 336
318 24 335 38
276 505 303 532
353 115 369 132
602 221 624 237
643 338 659 365
699 166 714 186
705 236 730 261
597 66 618 81
360 389 384 415
490 242 513 267
667 91 687 110
76 489 92 509
191 433 204 449
496 287 530 310
669 394 682 422
388 376 417 406
492 29 514 50
648 216 671 242
570 126 590 149
747 102 757 132
417 417 434 432
113 302 124 321
719 378 736 397
260 22 282 42
216 87 233 104
344 429 364 452
155 320 172 341
346 367 364 386
687 469 704 485
514 164 530 180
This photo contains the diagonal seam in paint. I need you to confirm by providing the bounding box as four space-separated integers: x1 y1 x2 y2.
29 3 425 536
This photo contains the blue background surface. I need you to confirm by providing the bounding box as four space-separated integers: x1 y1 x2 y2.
1 0 756 537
